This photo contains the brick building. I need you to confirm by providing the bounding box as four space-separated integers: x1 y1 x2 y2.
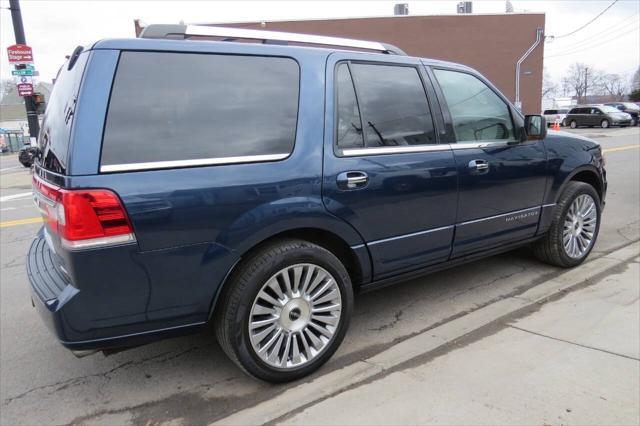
135 13 545 114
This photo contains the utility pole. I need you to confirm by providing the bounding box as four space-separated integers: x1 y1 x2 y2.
9 0 40 139
584 67 589 104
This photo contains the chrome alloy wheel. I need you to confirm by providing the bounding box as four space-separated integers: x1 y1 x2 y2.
248 263 342 369
563 194 597 258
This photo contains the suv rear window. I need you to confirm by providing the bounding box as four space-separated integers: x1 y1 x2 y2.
101 52 299 171
38 51 89 173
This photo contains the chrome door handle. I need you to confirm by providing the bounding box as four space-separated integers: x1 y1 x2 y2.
468 159 489 173
337 171 369 190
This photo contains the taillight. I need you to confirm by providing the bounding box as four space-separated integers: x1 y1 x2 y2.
33 175 136 250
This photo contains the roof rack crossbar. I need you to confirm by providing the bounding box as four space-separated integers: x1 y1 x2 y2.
139 24 407 55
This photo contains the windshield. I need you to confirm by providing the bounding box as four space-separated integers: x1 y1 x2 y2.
623 103 640 111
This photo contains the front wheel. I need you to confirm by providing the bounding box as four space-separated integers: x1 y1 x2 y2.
601 119 610 129
215 239 353 382
532 182 601 268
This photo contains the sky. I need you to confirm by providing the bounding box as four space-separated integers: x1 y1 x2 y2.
1 0 639 88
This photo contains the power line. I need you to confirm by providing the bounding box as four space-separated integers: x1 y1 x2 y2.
545 19 639 55
545 25 639 59
553 0 620 39
546 11 639 52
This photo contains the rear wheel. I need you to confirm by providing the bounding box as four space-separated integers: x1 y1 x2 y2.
570 120 578 129
215 239 353 382
533 182 601 268
601 119 610 129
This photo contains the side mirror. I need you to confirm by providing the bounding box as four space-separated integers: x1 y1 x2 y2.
524 115 547 140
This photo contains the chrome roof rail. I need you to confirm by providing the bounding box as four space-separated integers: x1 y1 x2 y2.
139 24 407 55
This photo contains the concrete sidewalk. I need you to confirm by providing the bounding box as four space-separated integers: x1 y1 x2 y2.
277 255 640 425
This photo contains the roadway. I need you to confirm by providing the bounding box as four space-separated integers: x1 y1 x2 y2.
0 127 638 425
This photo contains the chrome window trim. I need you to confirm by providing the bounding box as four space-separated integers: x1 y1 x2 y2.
186 25 389 52
449 140 515 150
458 206 540 226
100 153 290 173
341 144 451 157
542 203 556 208
368 225 454 246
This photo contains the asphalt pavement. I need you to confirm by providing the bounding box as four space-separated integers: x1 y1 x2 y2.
0 127 639 425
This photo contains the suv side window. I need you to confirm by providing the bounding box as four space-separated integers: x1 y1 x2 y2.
336 64 364 149
433 69 515 142
101 52 300 170
342 62 436 147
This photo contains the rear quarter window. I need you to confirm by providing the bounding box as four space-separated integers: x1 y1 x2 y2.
101 52 300 171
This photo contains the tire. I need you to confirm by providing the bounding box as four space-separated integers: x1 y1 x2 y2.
570 120 578 129
532 182 601 268
601 119 610 129
561 119 567 127
215 239 353 382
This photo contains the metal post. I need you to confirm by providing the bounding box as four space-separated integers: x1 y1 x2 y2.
9 0 40 140
515 27 544 112
584 67 589 104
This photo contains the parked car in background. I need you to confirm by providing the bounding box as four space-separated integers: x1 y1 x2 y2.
604 102 639 126
543 108 570 126
565 105 632 129
27 25 607 382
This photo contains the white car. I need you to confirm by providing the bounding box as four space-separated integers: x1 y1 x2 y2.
543 108 570 126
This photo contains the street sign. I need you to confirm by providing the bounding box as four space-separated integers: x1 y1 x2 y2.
7 44 34 64
14 75 33 85
12 68 34 76
17 83 34 96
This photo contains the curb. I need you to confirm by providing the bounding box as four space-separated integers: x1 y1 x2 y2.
214 241 640 426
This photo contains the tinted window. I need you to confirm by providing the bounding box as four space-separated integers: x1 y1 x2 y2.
544 109 557 114
336 64 364 149
102 52 299 167
38 52 89 173
349 63 436 147
434 69 515 142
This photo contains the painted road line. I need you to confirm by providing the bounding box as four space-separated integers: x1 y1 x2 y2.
0 166 21 172
603 144 640 154
0 192 32 202
0 217 42 228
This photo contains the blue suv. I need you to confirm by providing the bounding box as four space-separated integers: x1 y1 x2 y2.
27 25 606 382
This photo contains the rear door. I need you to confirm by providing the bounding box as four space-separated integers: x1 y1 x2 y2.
429 67 547 257
322 53 458 279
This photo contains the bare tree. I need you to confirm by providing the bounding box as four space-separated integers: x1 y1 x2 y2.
632 66 640 92
0 78 15 101
599 74 628 101
542 68 557 99
561 63 603 104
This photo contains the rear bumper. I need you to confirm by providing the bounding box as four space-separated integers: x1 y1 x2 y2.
26 230 80 340
26 230 207 352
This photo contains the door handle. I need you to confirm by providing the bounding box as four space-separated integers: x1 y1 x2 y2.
337 171 369 190
468 159 489 173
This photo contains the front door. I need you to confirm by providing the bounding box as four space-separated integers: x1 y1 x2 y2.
430 67 548 257
322 54 458 279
